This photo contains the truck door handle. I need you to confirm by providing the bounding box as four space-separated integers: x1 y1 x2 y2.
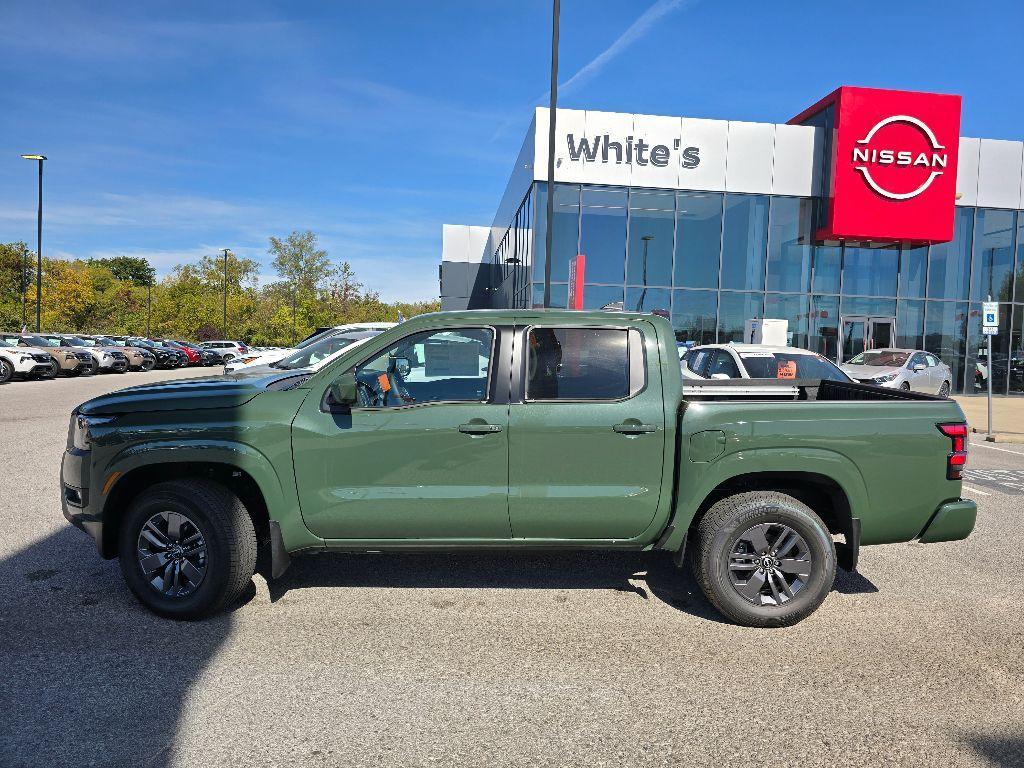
458 422 503 434
613 422 657 434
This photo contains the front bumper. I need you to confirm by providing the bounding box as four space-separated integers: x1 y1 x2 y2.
60 448 105 555
919 499 978 544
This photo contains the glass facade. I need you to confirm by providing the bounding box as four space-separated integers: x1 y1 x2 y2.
491 182 1024 395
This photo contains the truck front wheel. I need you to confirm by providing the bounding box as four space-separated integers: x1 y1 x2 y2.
118 479 257 620
691 491 837 627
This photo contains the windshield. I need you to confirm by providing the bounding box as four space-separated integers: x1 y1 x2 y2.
293 328 336 351
23 335 58 347
273 334 369 370
74 337 98 346
847 350 911 367
739 351 852 382
130 338 155 348
94 337 118 345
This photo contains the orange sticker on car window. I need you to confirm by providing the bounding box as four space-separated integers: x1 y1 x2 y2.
777 360 797 379
377 373 391 392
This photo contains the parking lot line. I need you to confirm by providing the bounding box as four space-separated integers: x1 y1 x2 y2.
969 439 1024 456
960 484 990 496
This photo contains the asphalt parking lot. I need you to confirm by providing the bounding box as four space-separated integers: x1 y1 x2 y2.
1 369 1022 768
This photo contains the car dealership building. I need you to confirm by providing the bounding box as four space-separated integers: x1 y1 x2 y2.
439 87 1024 395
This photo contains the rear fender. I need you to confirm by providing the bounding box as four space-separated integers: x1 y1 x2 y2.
661 447 870 552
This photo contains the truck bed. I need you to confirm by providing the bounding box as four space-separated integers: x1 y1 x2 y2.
682 377 945 402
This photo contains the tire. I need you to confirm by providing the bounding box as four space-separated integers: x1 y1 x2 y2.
938 381 950 398
691 491 837 628
0 358 12 384
118 479 257 620
222 353 235 363
899 382 911 391
38 365 58 380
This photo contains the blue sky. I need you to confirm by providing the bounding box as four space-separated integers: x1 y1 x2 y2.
2 0 1022 301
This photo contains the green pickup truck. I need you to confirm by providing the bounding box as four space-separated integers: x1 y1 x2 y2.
61 310 976 627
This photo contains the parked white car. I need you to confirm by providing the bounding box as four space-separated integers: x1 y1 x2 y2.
231 330 384 376
224 323 396 373
681 343 853 382
0 336 57 383
841 348 953 397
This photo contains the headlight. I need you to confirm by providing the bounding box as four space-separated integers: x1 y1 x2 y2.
103 352 113 359
19 354 33 363
873 372 899 383
64 352 77 361
72 414 115 451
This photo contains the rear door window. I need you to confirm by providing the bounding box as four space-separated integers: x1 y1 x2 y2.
707 350 741 378
526 327 632 400
686 349 711 377
739 352 850 381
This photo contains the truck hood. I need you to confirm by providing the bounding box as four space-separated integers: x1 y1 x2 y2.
840 364 903 379
78 370 304 415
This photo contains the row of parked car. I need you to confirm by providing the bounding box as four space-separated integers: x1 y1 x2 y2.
678 342 954 397
0 332 255 384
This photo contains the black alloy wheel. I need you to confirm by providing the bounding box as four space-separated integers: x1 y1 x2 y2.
691 491 837 627
0 358 12 384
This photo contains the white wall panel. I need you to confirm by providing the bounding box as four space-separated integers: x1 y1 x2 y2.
955 137 980 207
725 121 774 194
977 139 1023 208
771 124 817 196
533 107 588 184
678 117 728 191
441 224 470 263
629 113 681 190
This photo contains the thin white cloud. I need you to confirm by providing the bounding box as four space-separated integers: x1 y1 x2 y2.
492 0 694 141
558 0 693 96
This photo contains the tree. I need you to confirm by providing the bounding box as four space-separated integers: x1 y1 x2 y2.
0 241 32 329
268 231 332 294
87 256 156 286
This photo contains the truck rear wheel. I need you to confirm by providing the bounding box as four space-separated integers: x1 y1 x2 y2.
118 479 257 620
691 491 836 627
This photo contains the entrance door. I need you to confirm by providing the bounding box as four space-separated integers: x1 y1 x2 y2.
840 316 896 363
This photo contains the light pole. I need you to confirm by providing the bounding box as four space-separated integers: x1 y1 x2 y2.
542 0 560 308
20 154 46 331
222 248 230 339
638 235 653 310
20 241 28 330
146 280 152 338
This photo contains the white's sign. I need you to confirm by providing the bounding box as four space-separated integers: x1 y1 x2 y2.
565 134 700 169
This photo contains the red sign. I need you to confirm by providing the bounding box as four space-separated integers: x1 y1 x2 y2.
567 254 586 310
791 86 962 244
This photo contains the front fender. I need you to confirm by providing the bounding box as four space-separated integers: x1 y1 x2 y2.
99 440 321 554
662 447 871 552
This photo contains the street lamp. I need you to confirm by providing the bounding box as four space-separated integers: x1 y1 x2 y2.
20 154 46 331
542 0 560 308
637 235 653 310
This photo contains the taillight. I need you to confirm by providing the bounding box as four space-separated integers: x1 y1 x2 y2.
937 422 968 480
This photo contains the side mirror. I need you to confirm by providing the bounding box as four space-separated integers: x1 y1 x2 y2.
328 372 359 408
913 364 926 372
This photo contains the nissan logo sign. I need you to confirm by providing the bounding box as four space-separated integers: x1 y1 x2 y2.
851 115 949 201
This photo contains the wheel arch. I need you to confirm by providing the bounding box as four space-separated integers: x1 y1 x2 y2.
100 462 269 559
686 471 854 540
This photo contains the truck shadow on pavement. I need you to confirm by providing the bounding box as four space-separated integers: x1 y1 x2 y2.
266 550 878 620
0 527 237 768
966 735 1024 767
